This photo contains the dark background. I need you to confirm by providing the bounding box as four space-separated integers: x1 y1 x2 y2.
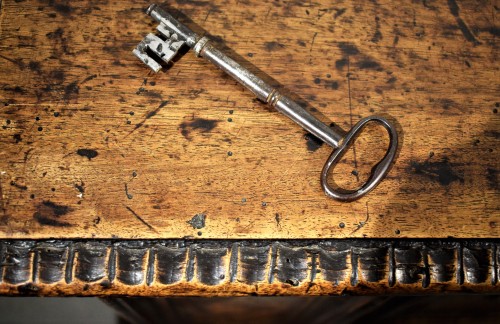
1 295 499 323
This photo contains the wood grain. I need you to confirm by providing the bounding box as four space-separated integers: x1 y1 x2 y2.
0 0 498 240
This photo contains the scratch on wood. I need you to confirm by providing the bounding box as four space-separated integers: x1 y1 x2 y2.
0 0 4 30
125 206 157 232
0 54 24 69
124 183 133 199
126 101 168 137
350 202 370 235
275 213 282 230
346 56 359 181
447 0 481 45
310 32 318 52
203 9 212 22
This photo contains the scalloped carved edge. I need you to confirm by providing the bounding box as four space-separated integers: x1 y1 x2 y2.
0 239 498 296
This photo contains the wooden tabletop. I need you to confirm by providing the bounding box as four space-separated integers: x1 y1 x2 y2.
0 0 498 296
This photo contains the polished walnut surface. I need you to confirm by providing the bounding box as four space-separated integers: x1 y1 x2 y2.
0 0 498 241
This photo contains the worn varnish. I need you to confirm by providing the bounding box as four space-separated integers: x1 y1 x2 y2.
0 239 498 296
0 0 498 240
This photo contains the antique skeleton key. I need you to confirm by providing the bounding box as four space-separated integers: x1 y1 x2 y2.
133 4 398 201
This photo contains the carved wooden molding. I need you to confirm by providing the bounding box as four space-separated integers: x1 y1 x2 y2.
0 240 498 296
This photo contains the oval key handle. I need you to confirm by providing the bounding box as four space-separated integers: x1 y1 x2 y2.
321 116 398 202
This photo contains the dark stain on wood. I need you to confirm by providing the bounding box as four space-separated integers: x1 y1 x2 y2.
335 58 348 70
371 16 382 43
63 81 79 102
81 74 97 84
10 181 27 191
2 86 26 94
179 118 219 140
447 0 481 45
28 61 41 73
337 42 360 55
76 149 98 160
486 168 498 190
51 1 75 17
33 201 73 227
357 59 383 71
264 41 285 51
410 157 464 186
13 134 22 143
45 27 64 40
75 182 85 195
187 213 206 229
136 88 162 99
334 8 346 19
324 80 339 90
304 132 324 152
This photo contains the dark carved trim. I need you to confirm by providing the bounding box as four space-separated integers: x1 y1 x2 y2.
0 239 499 296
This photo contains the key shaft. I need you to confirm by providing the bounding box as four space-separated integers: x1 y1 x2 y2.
147 4 342 147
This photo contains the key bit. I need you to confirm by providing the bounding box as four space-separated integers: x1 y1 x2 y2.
133 4 399 202
133 25 185 72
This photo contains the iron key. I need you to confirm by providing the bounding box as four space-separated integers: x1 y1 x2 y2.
133 4 399 201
